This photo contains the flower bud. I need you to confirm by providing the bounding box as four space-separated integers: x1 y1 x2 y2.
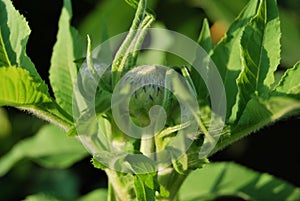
125 65 179 126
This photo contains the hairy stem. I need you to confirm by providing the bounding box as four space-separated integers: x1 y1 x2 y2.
17 102 73 132
105 169 135 201
140 134 154 158
157 167 189 201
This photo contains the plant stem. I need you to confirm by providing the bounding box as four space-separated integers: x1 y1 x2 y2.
107 182 116 201
157 167 189 201
140 134 154 158
105 169 135 201
17 103 73 132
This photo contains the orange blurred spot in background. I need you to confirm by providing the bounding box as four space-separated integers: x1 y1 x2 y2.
210 20 228 45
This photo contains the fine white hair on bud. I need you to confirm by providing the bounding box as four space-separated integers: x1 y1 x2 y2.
78 61 111 99
124 65 165 86
122 65 179 126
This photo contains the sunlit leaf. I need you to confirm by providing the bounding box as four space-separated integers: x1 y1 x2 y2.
0 0 38 77
237 0 281 119
0 66 51 107
179 162 300 201
275 61 300 97
210 0 259 122
197 18 213 53
49 0 85 116
215 96 300 152
191 18 212 102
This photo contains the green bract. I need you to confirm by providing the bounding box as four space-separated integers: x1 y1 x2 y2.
78 61 112 99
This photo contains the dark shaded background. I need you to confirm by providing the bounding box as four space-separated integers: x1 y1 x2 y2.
1 0 299 200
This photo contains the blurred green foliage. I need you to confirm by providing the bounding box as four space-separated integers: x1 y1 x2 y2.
79 0 300 67
0 107 11 138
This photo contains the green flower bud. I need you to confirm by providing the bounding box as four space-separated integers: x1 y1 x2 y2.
124 65 179 127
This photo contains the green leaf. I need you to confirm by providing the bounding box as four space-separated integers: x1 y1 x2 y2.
124 0 155 16
79 0 134 47
195 0 249 24
0 0 39 77
214 96 300 153
178 162 300 201
23 189 108 201
0 32 11 66
191 18 213 102
77 189 108 201
0 67 73 130
280 10 300 67
210 0 259 121
0 124 88 176
111 0 154 86
0 107 11 137
275 61 300 97
49 0 85 116
197 18 213 53
23 194 63 201
136 22 171 66
124 0 140 9
0 66 51 106
91 157 107 170
237 0 281 119
124 154 156 174
134 174 156 201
